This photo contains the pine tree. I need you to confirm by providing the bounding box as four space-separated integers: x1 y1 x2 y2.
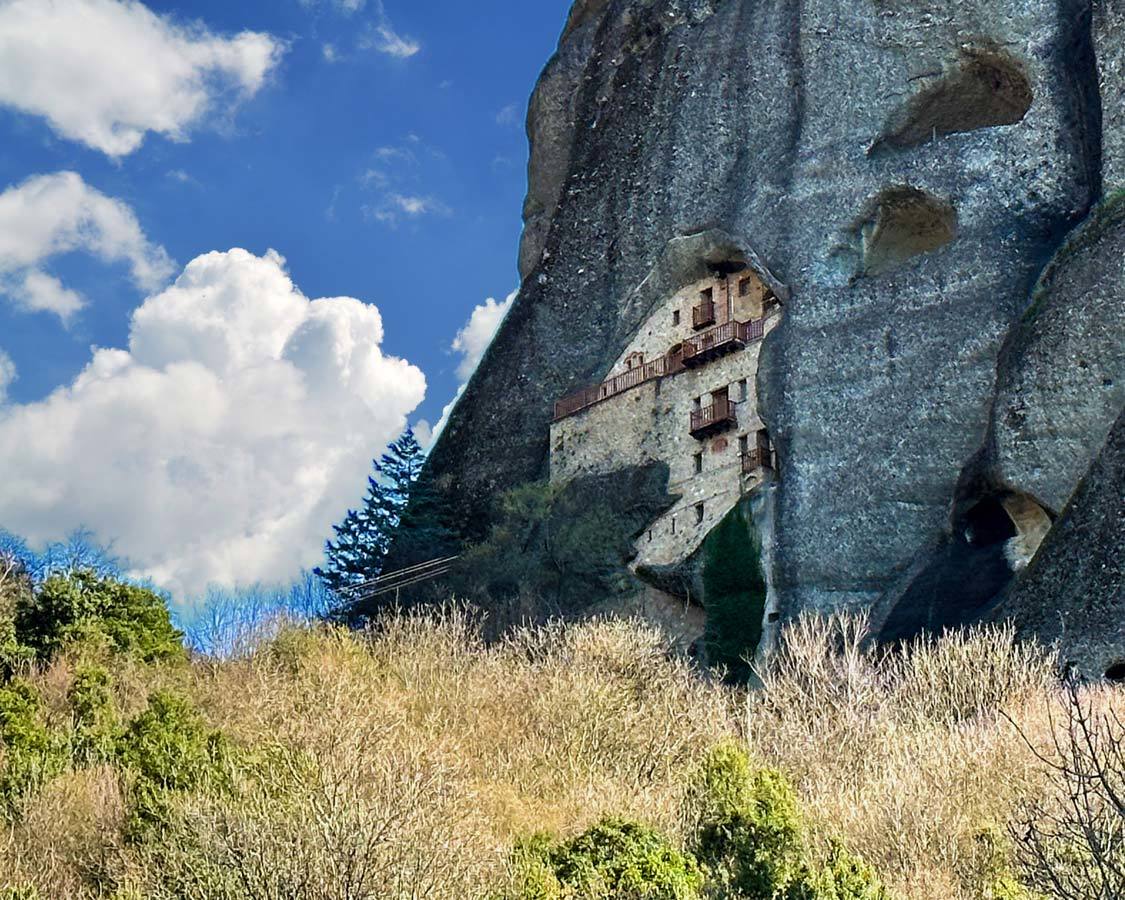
314 469 395 595
382 428 457 568
315 427 435 597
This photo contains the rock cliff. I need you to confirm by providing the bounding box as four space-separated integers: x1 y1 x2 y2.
423 0 1122 657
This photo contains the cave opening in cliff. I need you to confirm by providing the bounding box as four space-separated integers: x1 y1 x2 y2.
964 496 1018 547
1105 661 1125 683
857 187 957 276
870 48 1032 155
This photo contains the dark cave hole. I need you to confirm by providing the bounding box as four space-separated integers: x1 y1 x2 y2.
1105 661 1125 683
963 496 1019 547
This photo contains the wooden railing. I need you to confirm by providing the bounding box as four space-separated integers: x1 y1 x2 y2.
553 355 678 420
693 301 716 329
741 448 772 473
690 397 736 436
552 316 769 422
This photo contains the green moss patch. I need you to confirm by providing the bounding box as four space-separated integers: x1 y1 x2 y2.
701 502 767 683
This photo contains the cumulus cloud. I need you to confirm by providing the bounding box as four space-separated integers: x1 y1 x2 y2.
0 172 174 322
431 291 515 442
0 0 284 157
0 248 426 598
451 292 515 381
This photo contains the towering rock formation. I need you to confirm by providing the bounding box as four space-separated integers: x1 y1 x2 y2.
423 0 1122 671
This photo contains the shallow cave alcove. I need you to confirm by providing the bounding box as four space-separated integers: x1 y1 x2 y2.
853 186 958 277
870 48 1033 155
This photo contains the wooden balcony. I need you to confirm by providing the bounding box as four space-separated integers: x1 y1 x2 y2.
682 319 764 368
690 398 736 439
741 448 773 474
692 301 716 330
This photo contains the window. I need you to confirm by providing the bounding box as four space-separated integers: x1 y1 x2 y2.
739 276 752 297
695 503 705 525
671 517 676 535
673 310 681 326
694 452 703 474
693 396 702 413
738 378 748 401
700 287 713 304
739 435 749 456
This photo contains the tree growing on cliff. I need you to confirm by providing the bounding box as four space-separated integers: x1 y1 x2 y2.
315 427 453 603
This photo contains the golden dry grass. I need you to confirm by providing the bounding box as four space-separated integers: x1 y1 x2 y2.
2 608 1122 899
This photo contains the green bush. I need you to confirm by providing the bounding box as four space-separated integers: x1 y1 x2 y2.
510 818 704 899
0 680 66 818
15 571 184 664
68 665 119 764
116 691 228 837
0 885 41 900
811 842 889 900
0 561 35 680
690 743 887 900
0 618 34 682
693 750 808 897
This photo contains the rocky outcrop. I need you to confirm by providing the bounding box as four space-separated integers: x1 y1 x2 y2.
424 0 1119 645
992 195 1125 515
1096 0 1124 191
991 410 1125 679
874 193 1125 639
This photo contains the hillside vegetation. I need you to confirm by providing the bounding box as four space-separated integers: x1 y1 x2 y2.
1 565 1123 899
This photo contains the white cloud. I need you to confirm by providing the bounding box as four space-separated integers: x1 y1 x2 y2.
0 248 426 599
10 271 85 320
412 418 433 448
322 43 340 63
362 23 419 59
431 290 515 443
0 350 15 403
364 193 450 227
495 103 520 127
0 0 284 157
451 292 515 381
0 171 174 323
301 0 366 12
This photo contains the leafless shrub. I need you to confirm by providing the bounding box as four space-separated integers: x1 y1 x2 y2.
1010 680 1125 899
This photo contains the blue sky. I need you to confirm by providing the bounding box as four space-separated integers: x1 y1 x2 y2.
0 0 570 599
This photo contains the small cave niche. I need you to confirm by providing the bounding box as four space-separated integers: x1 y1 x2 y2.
963 490 1052 569
854 186 957 277
1105 661 1125 683
963 496 1018 547
870 48 1033 155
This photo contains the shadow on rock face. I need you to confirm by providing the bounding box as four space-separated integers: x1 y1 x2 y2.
870 47 1033 156
879 491 1052 643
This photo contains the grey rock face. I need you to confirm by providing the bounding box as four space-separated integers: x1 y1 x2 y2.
1096 0 1125 192
425 0 1117 631
992 196 1125 515
992 410 1125 680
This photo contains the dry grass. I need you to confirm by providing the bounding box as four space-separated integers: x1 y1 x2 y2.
2 607 1123 898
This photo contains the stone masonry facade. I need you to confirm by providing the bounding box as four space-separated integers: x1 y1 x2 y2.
550 266 781 574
